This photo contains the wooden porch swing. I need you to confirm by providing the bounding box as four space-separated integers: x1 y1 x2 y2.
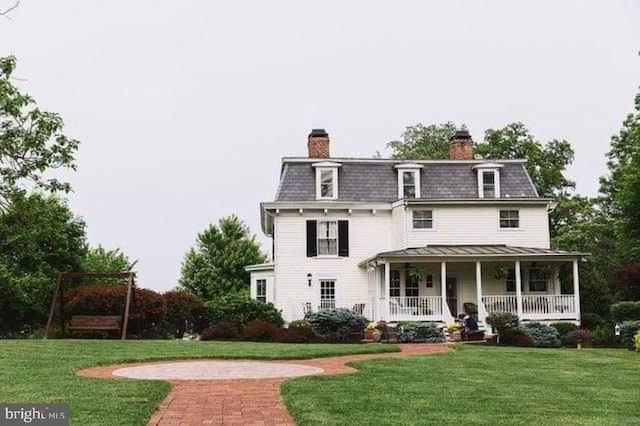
43 272 136 340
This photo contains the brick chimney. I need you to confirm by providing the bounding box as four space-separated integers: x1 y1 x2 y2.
449 129 474 160
308 129 330 158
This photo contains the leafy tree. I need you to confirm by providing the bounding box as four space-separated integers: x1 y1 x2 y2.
81 246 136 273
612 262 640 301
0 56 80 209
179 215 267 300
0 193 87 333
386 122 460 160
475 123 575 198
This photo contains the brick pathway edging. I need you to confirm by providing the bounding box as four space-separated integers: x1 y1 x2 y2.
78 344 450 425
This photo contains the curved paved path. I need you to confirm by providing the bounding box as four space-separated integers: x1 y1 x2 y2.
78 344 449 425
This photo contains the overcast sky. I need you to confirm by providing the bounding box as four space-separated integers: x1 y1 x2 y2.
1 1 638 291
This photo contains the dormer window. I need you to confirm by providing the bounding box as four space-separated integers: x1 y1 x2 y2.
395 163 423 199
473 163 503 199
312 162 341 200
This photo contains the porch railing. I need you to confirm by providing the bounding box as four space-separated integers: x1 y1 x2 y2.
482 295 518 314
388 296 442 319
482 295 576 318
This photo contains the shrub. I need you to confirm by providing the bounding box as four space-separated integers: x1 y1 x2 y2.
241 320 281 342
289 320 311 329
619 320 640 348
550 322 579 345
486 312 520 342
306 308 367 342
396 322 445 343
590 327 621 347
276 326 316 343
64 285 167 335
581 312 603 330
163 290 205 337
566 329 590 345
199 320 239 341
611 301 640 323
635 330 640 352
203 292 284 329
501 329 534 347
520 322 561 348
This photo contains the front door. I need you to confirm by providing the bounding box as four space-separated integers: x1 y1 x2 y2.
446 277 458 316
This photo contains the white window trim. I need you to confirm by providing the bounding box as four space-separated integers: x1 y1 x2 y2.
315 167 339 200
477 169 501 198
397 169 421 199
412 209 435 231
316 219 339 258
256 278 267 303
524 267 550 294
498 209 521 230
318 276 339 305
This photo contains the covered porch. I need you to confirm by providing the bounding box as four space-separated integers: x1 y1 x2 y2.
361 245 586 326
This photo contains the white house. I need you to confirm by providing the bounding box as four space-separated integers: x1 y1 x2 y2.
247 129 584 327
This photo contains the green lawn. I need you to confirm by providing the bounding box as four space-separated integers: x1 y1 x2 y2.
282 345 640 426
0 340 398 425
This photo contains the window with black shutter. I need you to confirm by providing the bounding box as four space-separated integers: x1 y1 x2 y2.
338 220 349 257
306 220 317 257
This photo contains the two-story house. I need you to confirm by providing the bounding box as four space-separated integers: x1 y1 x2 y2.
247 129 584 327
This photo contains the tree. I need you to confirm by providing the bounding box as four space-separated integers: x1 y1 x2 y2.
81 245 137 273
475 123 575 198
179 215 267 300
0 193 87 333
0 56 79 209
386 122 460 160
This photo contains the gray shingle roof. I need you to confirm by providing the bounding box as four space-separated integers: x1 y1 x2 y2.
275 160 538 202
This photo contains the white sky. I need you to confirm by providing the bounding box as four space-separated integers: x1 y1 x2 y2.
1 0 638 291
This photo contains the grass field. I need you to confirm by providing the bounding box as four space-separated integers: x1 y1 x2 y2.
281 345 640 425
0 340 398 425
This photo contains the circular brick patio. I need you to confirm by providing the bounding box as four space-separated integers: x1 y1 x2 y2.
112 361 324 380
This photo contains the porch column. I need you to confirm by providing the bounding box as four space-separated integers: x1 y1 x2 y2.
475 261 485 324
441 261 447 318
515 260 523 317
384 262 390 321
573 259 581 321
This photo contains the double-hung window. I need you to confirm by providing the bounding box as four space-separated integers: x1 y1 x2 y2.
403 171 416 198
317 220 338 256
506 269 516 292
483 171 496 198
313 163 340 200
528 269 548 292
405 273 419 297
256 279 267 303
499 210 520 228
413 210 433 229
390 270 401 297
319 169 334 198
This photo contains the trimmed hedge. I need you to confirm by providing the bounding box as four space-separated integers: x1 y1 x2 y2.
64 285 167 335
396 322 444 343
199 320 239 341
520 322 561 348
163 290 205 337
611 302 640 323
241 320 281 342
581 312 603 330
203 292 284 329
306 308 367 342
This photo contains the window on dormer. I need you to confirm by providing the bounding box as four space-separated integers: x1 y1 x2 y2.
483 171 496 198
403 171 416 198
315 166 338 200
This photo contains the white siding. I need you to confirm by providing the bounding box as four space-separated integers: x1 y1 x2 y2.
250 270 275 304
273 210 393 321
405 205 550 249
391 205 407 249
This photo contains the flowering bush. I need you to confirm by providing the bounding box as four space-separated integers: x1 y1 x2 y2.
163 290 205 337
64 285 167 335
366 322 377 331
566 329 590 345
635 330 640 352
200 320 239 341
550 322 579 345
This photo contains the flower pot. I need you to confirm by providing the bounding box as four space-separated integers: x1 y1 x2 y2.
365 330 375 341
577 341 582 350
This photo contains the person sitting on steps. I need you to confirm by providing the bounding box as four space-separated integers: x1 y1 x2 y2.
458 312 479 341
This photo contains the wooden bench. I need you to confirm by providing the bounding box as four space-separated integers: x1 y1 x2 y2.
66 315 121 331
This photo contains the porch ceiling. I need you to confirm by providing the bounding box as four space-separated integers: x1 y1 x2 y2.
359 244 588 266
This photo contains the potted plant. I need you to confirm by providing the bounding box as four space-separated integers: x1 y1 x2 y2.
407 265 427 282
566 328 590 349
365 322 377 341
445 323 461 342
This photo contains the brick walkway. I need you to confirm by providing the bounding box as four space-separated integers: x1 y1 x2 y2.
78 344 449 425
